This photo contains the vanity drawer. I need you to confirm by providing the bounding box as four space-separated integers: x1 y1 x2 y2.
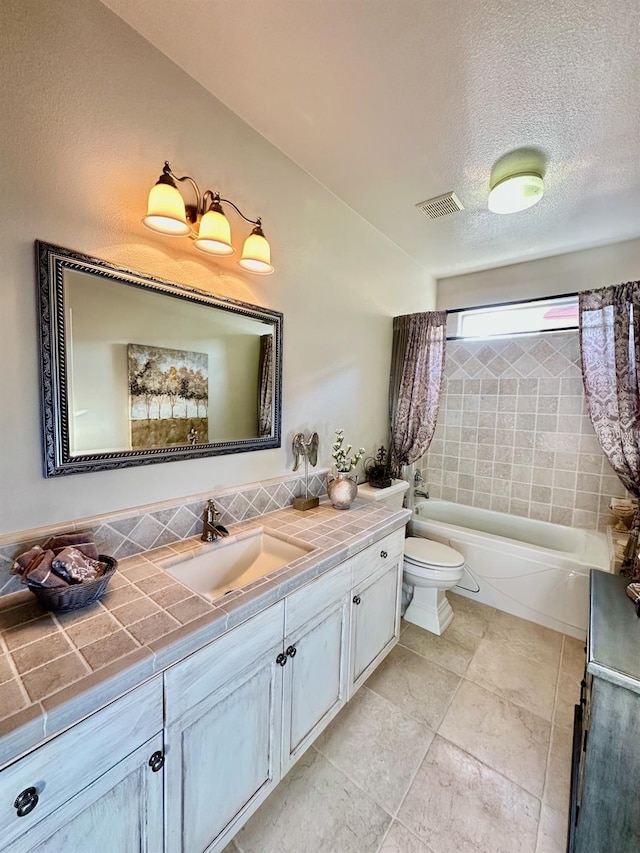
0 675 163 848
285 562 351 636
350 528 406 588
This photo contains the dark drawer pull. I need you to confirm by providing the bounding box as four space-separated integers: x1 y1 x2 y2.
14 787 39 817
380 550 388 559
353 595 361 605
148 751 164 773
276 652 288 666
286 645 297 658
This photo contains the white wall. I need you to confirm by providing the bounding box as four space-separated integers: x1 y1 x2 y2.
0 0 435 535
436 237 640 310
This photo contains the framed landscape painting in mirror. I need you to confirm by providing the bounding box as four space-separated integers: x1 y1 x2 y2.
36 241 282 477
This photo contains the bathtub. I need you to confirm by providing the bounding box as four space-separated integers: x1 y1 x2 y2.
412 499 613 639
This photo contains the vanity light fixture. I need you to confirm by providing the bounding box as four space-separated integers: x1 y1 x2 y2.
143 161 274 275
488 171 544 215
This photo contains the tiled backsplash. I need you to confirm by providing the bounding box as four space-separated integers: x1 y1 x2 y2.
0 470 329 598
421 332 625 530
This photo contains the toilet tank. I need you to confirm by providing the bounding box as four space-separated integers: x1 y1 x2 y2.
357 479 410 509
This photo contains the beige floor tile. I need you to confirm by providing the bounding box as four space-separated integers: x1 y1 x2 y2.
398 737 540 853
365 645 460 730
543 725 573 813
466 634 558 721
379 821 434 852
536 803 568 853
235 749 391 853
486 609 563 667
399 619 481 677
315 687 434 812
449 592 496 636
439 679 551 797
554 671 580 733
560 636 586 681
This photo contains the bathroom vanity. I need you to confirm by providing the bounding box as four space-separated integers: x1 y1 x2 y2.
0 503 408 853
568 570 640 853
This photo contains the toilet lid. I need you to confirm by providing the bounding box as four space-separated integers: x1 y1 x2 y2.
404 537 464 568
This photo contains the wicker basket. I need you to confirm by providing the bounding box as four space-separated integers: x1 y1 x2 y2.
27 555 117 613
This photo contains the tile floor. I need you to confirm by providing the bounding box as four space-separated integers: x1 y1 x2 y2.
226 593 584 853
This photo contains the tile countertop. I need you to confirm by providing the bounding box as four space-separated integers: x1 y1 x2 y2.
0 499 410 769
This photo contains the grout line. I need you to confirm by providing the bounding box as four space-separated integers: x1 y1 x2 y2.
0 632 31 707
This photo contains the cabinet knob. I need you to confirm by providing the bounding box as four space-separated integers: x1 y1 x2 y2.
14 787 39 817
353 595 361 605
286 645 297 658
148 751 165 773
380 550 388 558
276 652 288 667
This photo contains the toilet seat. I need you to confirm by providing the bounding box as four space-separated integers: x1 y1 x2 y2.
404 537 464 570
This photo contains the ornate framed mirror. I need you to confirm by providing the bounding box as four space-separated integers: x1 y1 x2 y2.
36 241 282 477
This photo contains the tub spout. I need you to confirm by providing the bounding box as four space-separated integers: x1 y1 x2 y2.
415 488 430 499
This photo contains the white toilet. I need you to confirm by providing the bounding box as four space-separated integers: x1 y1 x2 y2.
357 479 465 635
402 537 465 634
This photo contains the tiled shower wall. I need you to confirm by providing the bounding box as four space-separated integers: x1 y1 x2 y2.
421 331 625 531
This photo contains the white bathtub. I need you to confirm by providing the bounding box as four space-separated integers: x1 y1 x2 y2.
412 499 613 639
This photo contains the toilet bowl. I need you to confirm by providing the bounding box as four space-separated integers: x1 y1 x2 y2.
403 537 465 635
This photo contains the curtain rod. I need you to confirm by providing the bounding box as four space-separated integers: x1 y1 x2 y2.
444 290 579 316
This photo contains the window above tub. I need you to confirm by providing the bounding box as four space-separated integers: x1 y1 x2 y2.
448 295 578 341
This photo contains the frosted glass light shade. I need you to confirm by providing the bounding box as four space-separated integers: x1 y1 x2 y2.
488 172 544 214
238 227 274 275
193 208 234 256
143 182 190 236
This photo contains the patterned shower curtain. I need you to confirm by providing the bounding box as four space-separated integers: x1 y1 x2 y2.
388 311 447 472
579 282 640 576
257 334 274 437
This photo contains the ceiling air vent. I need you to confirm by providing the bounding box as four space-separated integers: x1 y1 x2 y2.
415 192 464 220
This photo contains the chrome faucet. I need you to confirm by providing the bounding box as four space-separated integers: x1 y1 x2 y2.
413 469 429 500
201 499 229 542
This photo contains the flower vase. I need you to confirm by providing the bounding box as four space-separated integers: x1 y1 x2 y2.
327 472 358 510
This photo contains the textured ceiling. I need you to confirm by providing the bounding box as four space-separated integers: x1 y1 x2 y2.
100 0 640 278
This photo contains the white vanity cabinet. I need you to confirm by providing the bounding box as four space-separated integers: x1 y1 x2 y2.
162 526 405 853
0 523 407 853
1 676 164 853
281 564 352 774
349 529 405 695
164 602 286 853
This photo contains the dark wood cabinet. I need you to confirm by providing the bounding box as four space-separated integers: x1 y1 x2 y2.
569 571 640 852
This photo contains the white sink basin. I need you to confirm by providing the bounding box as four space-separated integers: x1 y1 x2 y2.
166 532 313 601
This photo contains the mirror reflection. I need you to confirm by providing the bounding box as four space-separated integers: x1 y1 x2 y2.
37 242 282 477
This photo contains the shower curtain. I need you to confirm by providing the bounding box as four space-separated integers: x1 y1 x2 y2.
257 334 274 437
579 281 640 576
388 311 447 473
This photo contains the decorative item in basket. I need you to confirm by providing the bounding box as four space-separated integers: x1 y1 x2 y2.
364 445 393 489
28 557 117 612
11 530 117 612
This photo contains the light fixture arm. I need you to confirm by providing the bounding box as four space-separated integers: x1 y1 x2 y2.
162 161 201 211
163 161 261 226
217 196 261 227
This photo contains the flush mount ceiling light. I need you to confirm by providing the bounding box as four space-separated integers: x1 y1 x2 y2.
488 171 544 215
143 161 274 275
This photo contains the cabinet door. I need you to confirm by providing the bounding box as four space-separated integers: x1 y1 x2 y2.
350 558 402 695
165 641 284 853
281 595 350 774
0 677 163 851
6 733 164 853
